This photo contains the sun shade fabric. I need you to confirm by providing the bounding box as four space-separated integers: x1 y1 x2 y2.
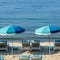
35 25 60 35
0 25 25 35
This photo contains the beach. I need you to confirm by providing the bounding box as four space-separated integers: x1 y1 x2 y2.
0 39 60 60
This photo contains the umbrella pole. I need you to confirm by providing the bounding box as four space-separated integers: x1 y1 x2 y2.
11 36 13 60
48 35 50 54
12 40 13 60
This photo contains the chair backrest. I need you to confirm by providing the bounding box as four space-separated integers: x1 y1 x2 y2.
32 43 40 47
22 42 30 47
55 42 60 47
54 40 60 47
0 42 7 47
22 40 30 47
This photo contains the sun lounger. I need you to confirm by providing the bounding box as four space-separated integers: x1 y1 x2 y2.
48 45 54 54
48 46 54 50
31 55 42 60
22 40 30 51
0 56 4 60
54 40 60 50
12 46 19 50
19 55 30 60
0 40 9 51
30 40 40 51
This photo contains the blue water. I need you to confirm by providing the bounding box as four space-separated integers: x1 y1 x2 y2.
0 0 60 38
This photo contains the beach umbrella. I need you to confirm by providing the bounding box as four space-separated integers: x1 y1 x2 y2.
0 25 25 35
0 25 25 58
35 25 60 53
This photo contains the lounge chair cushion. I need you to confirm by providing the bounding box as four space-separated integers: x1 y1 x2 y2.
19 55 30 58
19 55 30 60
31 55 42 60
0 56 4 60
12 46 18 50
31 40 40 42
22 40 30 42
32 55 42 57
48 46 54 50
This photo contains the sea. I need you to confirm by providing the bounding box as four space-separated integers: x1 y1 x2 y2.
0 0 60 41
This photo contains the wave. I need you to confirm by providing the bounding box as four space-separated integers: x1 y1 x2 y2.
0 17 50 20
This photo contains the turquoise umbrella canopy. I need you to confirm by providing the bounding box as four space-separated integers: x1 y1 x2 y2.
0 25 25 35
35 25 60 35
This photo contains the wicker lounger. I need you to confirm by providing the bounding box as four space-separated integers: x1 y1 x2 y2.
54 42 60 50
54 40 60 50
22 40 30 51
0 41 9 51
30 40 40 51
